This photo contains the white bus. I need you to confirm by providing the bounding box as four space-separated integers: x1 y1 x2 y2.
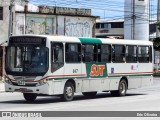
4 35 153 102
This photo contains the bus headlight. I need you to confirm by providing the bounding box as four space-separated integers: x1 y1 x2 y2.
5 77 12 85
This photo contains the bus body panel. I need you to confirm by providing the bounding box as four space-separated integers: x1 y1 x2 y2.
141 76 153 87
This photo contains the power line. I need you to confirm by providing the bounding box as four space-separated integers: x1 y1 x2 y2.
28 0 156 20
0 0 156 26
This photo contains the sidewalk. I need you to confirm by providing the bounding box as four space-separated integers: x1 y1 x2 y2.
0 80 5 92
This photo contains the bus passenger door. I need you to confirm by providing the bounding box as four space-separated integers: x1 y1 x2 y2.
64 43 82 92
51 42 64 94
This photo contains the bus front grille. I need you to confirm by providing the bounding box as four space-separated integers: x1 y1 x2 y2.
12 76 37 81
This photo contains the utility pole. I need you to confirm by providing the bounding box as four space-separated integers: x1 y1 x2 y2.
132 0 136 40
8 0 14 38
155 0 160 70
157 0 160 37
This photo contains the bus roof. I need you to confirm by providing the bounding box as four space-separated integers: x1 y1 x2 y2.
10 35 153 46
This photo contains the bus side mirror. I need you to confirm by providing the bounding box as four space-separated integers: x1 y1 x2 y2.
0 47 3 57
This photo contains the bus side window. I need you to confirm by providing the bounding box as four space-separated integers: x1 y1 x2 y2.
100 44 111 63
83 44 97 62
112 45 125 63
51 42 64 73
126 45 137 63
65 43 81 63
138 46 149 63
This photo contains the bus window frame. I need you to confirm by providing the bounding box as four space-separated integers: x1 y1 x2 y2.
126 45 138 63
65 43 82 63
99 44 111 63
82 44 98 63
112 44 126 63
51 42 64 73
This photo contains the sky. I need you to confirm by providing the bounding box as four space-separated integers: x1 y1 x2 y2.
28 0 157 20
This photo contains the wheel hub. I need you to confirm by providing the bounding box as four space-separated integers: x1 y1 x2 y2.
120 82 126 94
66 86 73 97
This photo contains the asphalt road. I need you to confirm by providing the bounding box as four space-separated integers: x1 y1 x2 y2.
0 78 160 120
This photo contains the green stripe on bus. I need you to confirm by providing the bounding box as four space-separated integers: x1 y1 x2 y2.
79 38 102 44
108 74 152 78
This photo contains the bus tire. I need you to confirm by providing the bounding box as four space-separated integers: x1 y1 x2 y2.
61 82 74 101
82 92 97 97
111 79 127 96
23 93 37 102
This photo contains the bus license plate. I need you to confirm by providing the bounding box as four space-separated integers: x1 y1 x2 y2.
18 81 25 86
19 88 27 92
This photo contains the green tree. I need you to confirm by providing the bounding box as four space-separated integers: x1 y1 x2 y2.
153 37 160 51
153 22 160 51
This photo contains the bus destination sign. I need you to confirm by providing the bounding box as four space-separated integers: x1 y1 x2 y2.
9 37 46 45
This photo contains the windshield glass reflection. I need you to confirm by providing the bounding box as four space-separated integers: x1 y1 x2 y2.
6 46 48 75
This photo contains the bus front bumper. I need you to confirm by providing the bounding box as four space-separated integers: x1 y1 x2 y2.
4 82 51 95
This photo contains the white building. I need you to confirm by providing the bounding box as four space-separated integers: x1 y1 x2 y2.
124 0 149 40
95 19 124 39
95 18 155 40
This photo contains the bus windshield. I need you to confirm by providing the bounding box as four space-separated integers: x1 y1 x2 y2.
5 46 49 76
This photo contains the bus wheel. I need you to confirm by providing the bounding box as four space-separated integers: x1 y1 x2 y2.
23 93 37 102
82 92 97 97
111 79 127 96
61 82 74 101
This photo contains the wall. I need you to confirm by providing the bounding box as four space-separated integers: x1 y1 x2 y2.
25 14 56 35
109 28 124 34
0 0 10 43
14 3 96 37
15 13 25 35
58 16 95 37
57 16 65 35
15 15 95 37
15 1 39 12
0 0 11 78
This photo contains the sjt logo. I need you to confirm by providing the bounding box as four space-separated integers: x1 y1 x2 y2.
90 64 105 76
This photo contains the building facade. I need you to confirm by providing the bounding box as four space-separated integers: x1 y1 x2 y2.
14 3 97 37
95 19 124 39
95 19 156 40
